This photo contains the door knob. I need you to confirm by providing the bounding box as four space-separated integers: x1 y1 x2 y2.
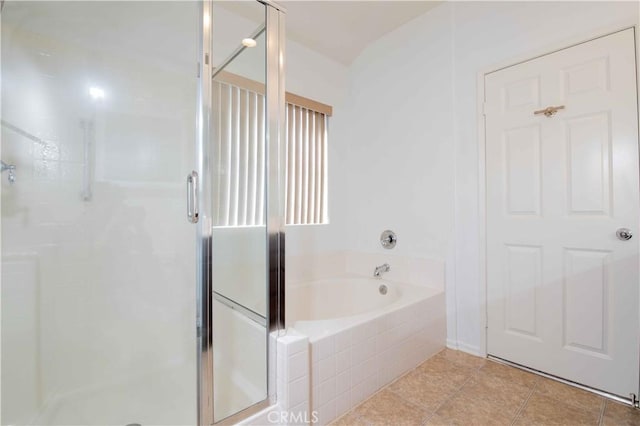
616 228 633 241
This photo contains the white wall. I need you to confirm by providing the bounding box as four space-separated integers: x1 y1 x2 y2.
299 1 639 355
344 4 455 260
308 4 457 348
285 1 456 263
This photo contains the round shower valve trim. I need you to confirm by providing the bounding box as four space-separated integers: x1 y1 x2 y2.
380 230 397 249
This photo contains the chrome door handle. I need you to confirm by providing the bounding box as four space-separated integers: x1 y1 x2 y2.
187 171 199 224
616 228 632 241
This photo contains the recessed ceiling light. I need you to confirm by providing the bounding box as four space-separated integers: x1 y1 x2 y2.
242 38 257 48
89 86 105 100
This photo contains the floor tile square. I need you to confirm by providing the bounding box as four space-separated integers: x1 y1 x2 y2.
354 389 429 426
515 392 600 425
478 360 539 389
435 348 486 370
330 410 369 426
434 393 514 426
458 369 530 417
387 368 460 412
602 400 640 426
535 377 604 416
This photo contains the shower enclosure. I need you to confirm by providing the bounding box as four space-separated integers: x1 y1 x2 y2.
0 1 285 425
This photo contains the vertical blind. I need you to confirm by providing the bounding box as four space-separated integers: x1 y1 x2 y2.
212 80 328 227
285 105 328 225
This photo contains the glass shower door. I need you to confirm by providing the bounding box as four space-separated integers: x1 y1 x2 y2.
1 2 199 425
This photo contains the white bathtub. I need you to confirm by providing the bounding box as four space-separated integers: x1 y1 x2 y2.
287 277 446 425
288 277 441 340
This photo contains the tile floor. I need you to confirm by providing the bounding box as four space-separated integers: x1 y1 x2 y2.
331 348 640 426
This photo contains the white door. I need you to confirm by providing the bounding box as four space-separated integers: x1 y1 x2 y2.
485 28 639 399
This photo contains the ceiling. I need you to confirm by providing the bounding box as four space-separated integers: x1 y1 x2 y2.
220 1 442 65
4 1 442 69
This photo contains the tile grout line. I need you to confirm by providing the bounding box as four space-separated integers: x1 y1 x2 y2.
330 358 431 426
598 399 607 426
510 376 540 426
418 359 486 425
333 349 450 425
386 354 456 424
524 374 607 422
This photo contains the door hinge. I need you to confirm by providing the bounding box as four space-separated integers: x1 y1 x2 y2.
631 393 639 408
482 102 488 116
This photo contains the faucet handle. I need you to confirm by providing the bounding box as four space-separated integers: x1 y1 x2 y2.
380 230 397 249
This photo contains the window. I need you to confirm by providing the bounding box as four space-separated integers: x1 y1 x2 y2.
212 72 330 227
285 104 328 225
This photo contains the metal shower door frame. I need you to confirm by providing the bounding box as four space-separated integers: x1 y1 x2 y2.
195 1 286 424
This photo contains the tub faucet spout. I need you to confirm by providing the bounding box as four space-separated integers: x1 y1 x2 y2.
374 263 390 278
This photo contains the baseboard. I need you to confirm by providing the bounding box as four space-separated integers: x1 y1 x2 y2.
457 342 482 356
446 339 483 357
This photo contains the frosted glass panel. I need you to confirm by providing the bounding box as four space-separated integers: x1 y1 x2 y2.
1 2 198 425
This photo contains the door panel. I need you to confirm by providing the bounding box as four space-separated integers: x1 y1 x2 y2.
563 248 610 354
504 244 542 338
486 28 639 398
504 125 542 215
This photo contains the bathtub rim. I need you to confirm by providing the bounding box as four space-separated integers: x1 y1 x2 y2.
288 278 444 342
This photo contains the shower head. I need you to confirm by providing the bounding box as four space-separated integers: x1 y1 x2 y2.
1 160 15 172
